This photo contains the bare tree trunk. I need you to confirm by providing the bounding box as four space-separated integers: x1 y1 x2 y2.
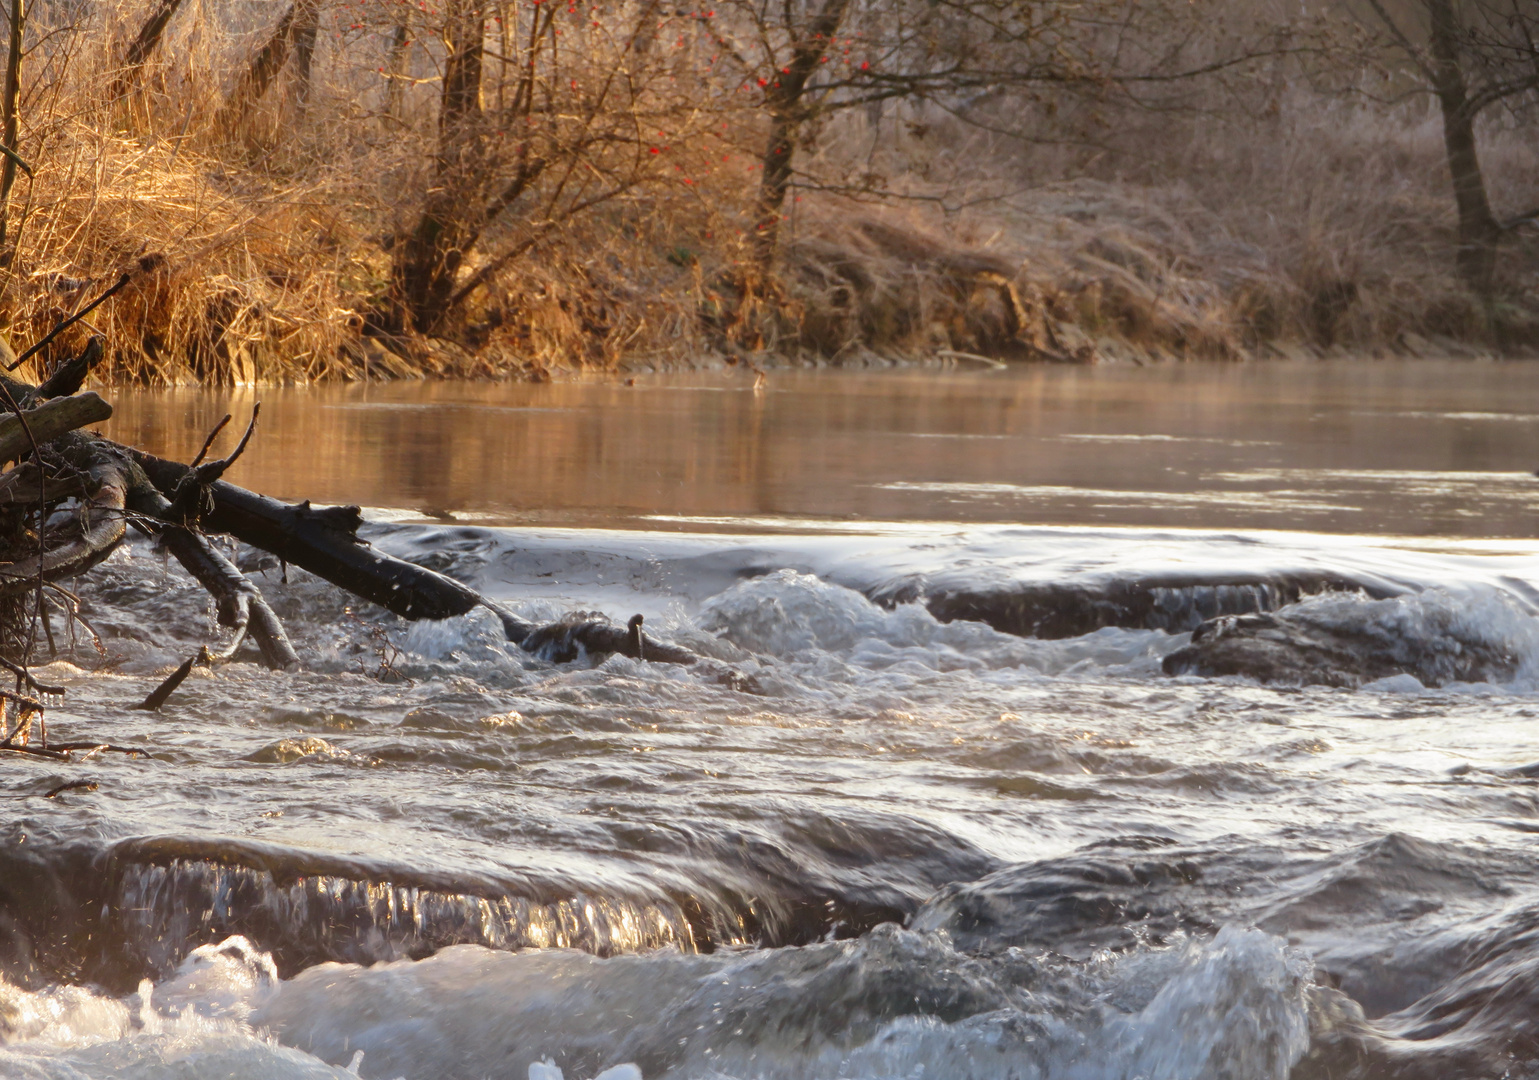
214 0 320 133
750 0 851 273
385 13 410 120
440 0 484 137
108 0 188 101
391 0 485 330
752 113 798 273
1427 0 1500 298
495 2 510 112
0 0 22 253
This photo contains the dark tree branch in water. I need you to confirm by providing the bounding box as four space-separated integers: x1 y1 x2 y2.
132 452 488 620
132 647 210 711
42 778 97 797
124 449 700 664
124 449 701 664
0 654 62 696
153 528 298 670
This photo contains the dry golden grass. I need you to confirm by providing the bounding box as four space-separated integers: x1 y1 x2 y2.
1 101 366 383
750 86 1539 367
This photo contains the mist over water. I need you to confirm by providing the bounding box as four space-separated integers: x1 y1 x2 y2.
8 363 1539 1078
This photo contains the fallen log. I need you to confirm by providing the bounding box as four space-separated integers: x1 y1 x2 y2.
134 455 489 620
0 360 699 696
0 391 112 463
0 313 719 783
125 449 700 664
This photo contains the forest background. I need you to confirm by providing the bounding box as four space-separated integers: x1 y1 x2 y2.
0 0 1533 383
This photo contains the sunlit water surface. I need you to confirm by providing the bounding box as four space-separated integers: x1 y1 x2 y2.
6 360 1539 1079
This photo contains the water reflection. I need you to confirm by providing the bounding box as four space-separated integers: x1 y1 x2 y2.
99 360 1539 536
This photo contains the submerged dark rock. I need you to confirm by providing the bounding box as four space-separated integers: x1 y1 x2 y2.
909 845 1219 958
1162 604 1520 688
873 572 1396 640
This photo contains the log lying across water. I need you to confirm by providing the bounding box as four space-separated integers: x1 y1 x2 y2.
126 451 699 665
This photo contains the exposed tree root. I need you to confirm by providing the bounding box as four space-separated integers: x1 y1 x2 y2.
0 455 127 596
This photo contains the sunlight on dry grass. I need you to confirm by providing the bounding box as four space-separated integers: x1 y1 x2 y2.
0 2 1530 384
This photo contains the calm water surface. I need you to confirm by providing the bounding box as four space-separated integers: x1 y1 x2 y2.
7 360 1539 1080
101 359 1539 533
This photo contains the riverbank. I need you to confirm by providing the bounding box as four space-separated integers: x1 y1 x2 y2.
2 3 1536 385
11 141 1538 387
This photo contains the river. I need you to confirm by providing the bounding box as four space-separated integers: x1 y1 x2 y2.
4 359 1539 1079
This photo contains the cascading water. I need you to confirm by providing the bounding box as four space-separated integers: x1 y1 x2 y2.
8 364 1539 1079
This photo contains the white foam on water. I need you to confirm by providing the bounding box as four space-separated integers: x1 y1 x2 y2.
695 569 1174 678
0 938 356 1079
1 928 1312 1080
398 606 515 664
304 561 1539 717
0 900 1314 1080
1266 585 1539 691
1090 926 1312 1080
239 924 1311 1080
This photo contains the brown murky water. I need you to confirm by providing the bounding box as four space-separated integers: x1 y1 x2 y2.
14 360 1539 1080
101 358 1539 535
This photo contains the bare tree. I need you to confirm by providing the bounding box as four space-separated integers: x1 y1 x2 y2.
214 0 324 133
1356 0 1539 297
107 0 189 102
698 0 1210 275
385 0 691 333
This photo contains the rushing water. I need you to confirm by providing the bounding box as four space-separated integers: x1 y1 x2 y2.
6 360 1539 1079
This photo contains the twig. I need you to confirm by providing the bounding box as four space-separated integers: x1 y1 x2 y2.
0 143 30 179
167 403 260 524
43 779 96 798
0 744 67 760
189 414 233 468
205 403 259 479
0 655 63 696
8 272 133 371
133 647 210 711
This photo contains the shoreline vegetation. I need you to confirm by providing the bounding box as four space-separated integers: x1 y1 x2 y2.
0 1 1532 385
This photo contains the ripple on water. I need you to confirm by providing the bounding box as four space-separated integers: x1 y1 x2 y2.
4 522 1539 1077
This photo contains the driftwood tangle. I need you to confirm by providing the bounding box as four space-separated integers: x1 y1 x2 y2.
0 331 699 754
